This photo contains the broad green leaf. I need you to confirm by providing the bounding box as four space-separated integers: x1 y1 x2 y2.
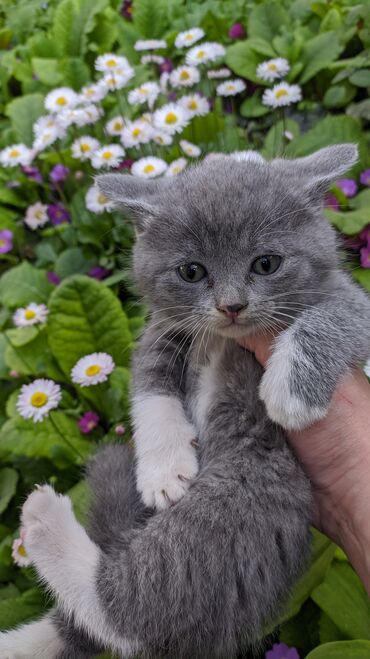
133 0 170 38
349 189 370 210
5 327 39 348
0 587 46 632
323 84 356 109
299 32 344 84
4 328 62 379
226 42 265 84
248 2 291 43
0 467 18 515
311 562 370 639
68 479 90 524
240 93 269 118
263 119 300 159
0 262 53 308
325 208 369 235
61 57 90 89
320 8 342 32
353 268 370 292
0 584 19 602
55 247 94 279
5 94 45 147
0 334 9 379
48 275 132 375
280 599 320 656
0 412 93 466
306 641 370 659
31 58 62 86
319 612 346 644
52 0 108 57
349 70 370 87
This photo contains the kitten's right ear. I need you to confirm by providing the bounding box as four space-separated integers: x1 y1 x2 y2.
96 174 163 232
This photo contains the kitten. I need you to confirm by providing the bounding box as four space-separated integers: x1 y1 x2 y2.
2 145 370 659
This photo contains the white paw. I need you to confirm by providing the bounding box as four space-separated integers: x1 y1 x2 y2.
137 441 199 510
259 333 327 431
21 485 75 564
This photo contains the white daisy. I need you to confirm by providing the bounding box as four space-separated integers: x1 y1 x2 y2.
33 115 64 137
231 150 265 164
103 69 134 91
207 67 231 79
216 79 246 96
16 378 62 422
74 104 103 127
71 352 115 386
153 103 190 135
44 87 78 112
159 72 170 93
134 39 167 51
178 94 210 117
24 202 48 230
169 65 200 88
85 185 113 214
0 144 33 168
175 28 205 49
33 125 60 151
121 120 153 148
13 303 49 327
256 58 290 82
165 157 187 176
152 131 173 146
131 157 167 178
79 82 107 104
95 53 130 73
179 140 201 158
185 42 225 66
105 115 126 136
71 136 100 161
91 144 125 169
141 55 165 65
364 359 370 378
262 82 302 108
128 82 160 108
12 537 31 568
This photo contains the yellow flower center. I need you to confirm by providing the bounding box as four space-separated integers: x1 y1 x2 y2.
80 143 91 152
102 151 113 160
156 137 164 144
275 89 288 99
35 210 45 220
196 50 205 59
85 88 94 96
226 84 236 91
85 364 102 377
268 63 278 71
188 100 198 110
132 128 141 137
31 392 48 407
180 70 190 80
97 193 108 204
56 96 66 106
139 88 148 95
185 33 193 41
106 59 117 67
165 112 177 124
24 310 36 320
143 164 155 173
0 239 5 247
172 167 181 174
9 149 20 158
18 544 27 557
114 121 123 130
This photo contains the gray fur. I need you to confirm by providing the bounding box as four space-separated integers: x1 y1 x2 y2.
16 145 370 657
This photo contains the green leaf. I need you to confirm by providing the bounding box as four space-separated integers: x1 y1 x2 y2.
306 640 370 659
0 587 46 632
349 70 370 87
52 0 108 57
352 268 370 292
4 328 62 379
5 94 45 147
55 247 94 279
350 189 370 210
320 8 342 32
5 327 39 348
0 412 93 466
133 0 170 38
263 119 300 159
311 562 370 639
0 262 53 308
61 57 90 89
299 32 344 84
226 42 265 83
31 58 62 86
240 93 269 118
319 611 346 644
0 467 18 515
323 84 356 109
248 2 291 43
48 275 132 376
68 479 90 524
324 208 369 235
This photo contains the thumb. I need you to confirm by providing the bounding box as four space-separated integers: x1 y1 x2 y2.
237 334 275 369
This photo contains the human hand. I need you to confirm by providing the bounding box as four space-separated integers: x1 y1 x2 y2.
239 333 370 595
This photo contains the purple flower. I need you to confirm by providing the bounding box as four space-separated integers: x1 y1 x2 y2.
115 158 134 171
360 169 370 187
360 245 370 268
121 0 132 19
0 229 13 254
324 193 340 211
359 224 370 245
88 266 110 280
265 643 300 659
22 165 43 183
47 271 61 285
336 178 358 198
47 203 70 225
229 22 246 39
78 411 100 434
49 164 70 185
159 58 173 74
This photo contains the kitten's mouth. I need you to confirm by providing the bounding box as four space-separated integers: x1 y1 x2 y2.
216 319 254 338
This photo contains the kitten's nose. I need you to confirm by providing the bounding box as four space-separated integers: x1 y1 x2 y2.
217 303 247 318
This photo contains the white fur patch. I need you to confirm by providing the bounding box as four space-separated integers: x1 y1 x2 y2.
20 485 138 658
0 615 63 659
190 351 221 434
259 330 327 430
133 395 198 509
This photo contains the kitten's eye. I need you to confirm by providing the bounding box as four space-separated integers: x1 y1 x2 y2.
178 263 207 283
251 255 282 275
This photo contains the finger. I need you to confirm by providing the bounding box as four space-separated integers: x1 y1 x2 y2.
237 334 275 368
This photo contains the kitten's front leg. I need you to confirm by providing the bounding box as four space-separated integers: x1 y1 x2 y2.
260 285 370 431
133 394 198 509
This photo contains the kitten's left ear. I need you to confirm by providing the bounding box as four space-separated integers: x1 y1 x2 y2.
272 143 358 196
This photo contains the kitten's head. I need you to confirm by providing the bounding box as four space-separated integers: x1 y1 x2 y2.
97 144 357 338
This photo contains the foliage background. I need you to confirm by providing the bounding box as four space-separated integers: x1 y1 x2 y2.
0 0 370 657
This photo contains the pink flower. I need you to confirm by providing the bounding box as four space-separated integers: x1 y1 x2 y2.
324 193 339 211
336 178 358 198
360 169 370 187
78 411 100 434
115 424 126 435
228 23 246 39
0 229 13 254
360 245 370 268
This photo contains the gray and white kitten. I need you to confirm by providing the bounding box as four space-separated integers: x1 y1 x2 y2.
2 145 370 659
